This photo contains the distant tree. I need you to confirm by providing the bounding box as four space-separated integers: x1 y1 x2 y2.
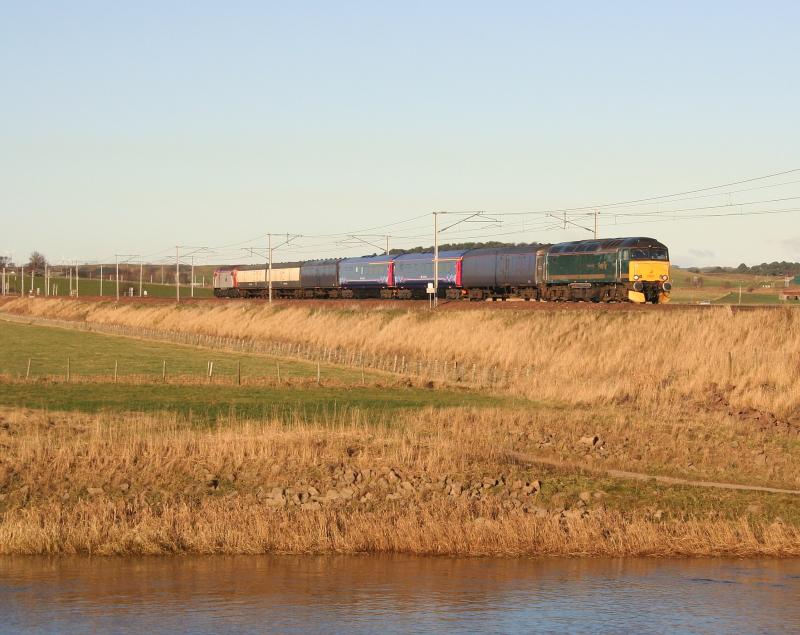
736 263 749 273
388 241 545 256
27 251 48 273
0 255 13 268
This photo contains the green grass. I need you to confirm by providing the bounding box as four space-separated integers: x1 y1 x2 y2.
0 382 510 423
7 275 213 298
0 319 518 421
712 292 785 305
0 319 355 381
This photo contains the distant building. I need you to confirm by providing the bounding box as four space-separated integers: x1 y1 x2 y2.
780 288 800 301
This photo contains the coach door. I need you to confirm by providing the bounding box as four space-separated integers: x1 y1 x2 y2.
536 252 546 284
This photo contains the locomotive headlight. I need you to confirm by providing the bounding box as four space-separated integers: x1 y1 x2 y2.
633 274 641 281
661 274 668 281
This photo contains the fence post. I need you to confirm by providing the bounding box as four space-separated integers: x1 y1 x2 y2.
237 360 241 386
317 361 321 385
728 351 733 381
114 360 118 383
26 358 31 380
276 362 281 383
66 356 70 382
162 360 166 383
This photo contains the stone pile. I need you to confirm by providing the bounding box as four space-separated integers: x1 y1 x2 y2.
252 466 550 513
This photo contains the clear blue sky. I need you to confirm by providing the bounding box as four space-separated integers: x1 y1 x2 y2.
2 1 799 267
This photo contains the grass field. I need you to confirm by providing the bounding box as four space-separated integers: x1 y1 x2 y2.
0 320 512 420
5 297 797 418
0 382 511 422
0 319 357 381
670 267 791 304
0 300 798 557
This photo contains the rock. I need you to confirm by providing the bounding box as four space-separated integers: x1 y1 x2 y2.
87 487 104 496
400 481 414 492
653 509 664 521
307 486 320 497
512 480 523 490
119 483 130 492
386 493 402 501
269 464 281 475
579 435 600 447
342 469 356 484
448 482 463 496
269 487 285 499
562 508 584 520
579 491 592 503
375 478 390 490
263 497 285 507
360 492 374 502
522 481 540 495
301 501 321 511
338 487 355 500
387 469 401 483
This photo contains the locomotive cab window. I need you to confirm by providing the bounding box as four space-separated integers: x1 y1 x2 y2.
629 248 668 260
650 248 669 261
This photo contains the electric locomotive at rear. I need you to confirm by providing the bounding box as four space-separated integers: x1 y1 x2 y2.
213 236 671 304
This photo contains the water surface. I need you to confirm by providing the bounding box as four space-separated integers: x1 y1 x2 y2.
1 555 798 634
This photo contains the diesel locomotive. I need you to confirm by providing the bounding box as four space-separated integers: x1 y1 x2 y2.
213 237 671 304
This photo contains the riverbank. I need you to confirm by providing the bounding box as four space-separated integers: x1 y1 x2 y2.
1 406 798 557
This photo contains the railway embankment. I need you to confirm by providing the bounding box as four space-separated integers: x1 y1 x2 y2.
1 296 799 419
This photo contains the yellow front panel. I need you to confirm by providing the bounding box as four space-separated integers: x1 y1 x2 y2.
629 261 670 282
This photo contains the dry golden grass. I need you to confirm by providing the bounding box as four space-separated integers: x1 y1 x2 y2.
1 406 798 556
2 298 799 419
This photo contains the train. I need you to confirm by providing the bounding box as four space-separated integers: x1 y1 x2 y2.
213 237 671 304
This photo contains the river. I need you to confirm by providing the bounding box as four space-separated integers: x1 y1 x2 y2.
1 556 798 633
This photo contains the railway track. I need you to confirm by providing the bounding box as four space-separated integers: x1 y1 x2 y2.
2 295 792 313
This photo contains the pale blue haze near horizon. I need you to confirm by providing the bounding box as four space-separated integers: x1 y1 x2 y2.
1 1 799 267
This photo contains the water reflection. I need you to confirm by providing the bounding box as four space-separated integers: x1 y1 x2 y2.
1 555 798 634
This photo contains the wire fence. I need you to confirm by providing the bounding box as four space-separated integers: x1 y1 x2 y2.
0 312 521 389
